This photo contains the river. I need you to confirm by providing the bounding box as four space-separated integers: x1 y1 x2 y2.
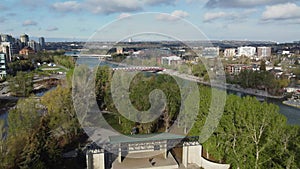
1 57 299 125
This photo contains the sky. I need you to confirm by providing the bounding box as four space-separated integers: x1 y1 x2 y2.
0 0 300 42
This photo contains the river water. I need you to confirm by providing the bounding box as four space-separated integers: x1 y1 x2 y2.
75 57 300 125
1 57 299 125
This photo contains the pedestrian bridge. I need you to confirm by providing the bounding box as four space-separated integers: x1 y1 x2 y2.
112 67 165 72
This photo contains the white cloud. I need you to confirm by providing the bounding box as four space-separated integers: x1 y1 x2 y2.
203 12 228 22
156 10 189 21
22 20 38 26
52 1 81 12
51 0 177 15
46 26 59 31
83 0 142 14
203 9 256 22
205 0 296 8
118 13 132 19
144 0 175 5
262 3 300 21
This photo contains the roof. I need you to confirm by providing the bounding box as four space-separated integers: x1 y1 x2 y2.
21 46 34 51
109 133 186 144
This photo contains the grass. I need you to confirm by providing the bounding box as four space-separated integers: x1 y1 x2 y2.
37 64 68 73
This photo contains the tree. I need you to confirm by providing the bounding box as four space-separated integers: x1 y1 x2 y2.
4 97 42 168
189 90 299 169
20 117 61 169
41 85 80 144
8 71 33 97
8 97 41 136
0 120 7 168
260 60 266 71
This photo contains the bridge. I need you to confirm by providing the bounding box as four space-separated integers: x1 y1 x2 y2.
78 54 111 58
112 66 165 72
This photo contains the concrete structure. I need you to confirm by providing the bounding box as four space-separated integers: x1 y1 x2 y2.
0 42 14 62
39 37 45 49
257 47 271 58
202 47 219 58
224 48 236 58
0 53 7 79
0 34 13 43
28 40 40 52
282 51 290 55
20 33 29 47
116 47 123 54
86 134 230 169
237 46 256 57
161 56 182 65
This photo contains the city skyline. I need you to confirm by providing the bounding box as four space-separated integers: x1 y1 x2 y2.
0 0 300 42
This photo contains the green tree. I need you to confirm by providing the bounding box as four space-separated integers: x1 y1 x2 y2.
41 85 80 144
260 60 266 71
4 97 41 168
8 97 41 136
8 71 33 97
0 120 7 168
20 117 61 169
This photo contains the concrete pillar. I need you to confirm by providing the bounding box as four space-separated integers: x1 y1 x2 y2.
188 144 202 167
86 152 93 169
182 143 188 168
93 153 105 169
164 149 168 159
118 144 122 163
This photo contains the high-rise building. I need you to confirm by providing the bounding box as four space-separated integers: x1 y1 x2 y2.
1 42 13 62
28 40 38 52
39 37 45 50
20 33 29 47
257 47 271 58
1 34 13 43
0 53 7 79
224 48 236 57
237 46 256 57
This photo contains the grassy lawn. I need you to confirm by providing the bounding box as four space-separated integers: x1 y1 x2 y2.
37 64 68 73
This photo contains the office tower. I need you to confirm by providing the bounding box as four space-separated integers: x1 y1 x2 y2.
39 37 45 50
20 33 29 47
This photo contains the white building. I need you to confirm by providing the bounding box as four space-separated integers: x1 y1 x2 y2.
224 48 236 57
238 46 256 57
202 47 219 58
28 40 40 52
0 53 7 79
282 51 290 55
161 55 182 65
1 42 14 62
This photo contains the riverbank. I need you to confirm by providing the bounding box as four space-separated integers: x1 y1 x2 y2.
162 69 284 99
102 60 284 99
283 100 300 109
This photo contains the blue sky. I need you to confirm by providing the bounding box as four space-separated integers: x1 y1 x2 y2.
0 0 300 42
